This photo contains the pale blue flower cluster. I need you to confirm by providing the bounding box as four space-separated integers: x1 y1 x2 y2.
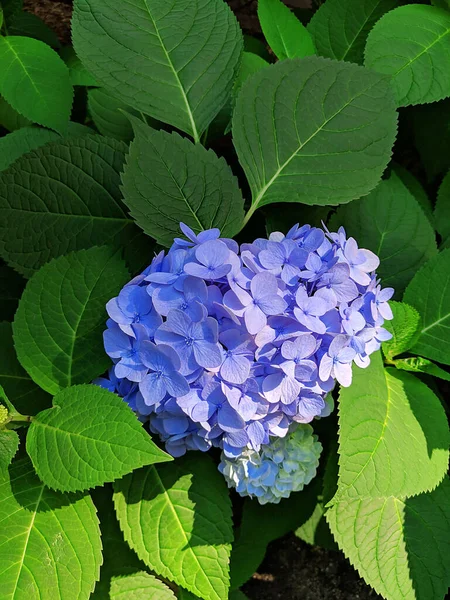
97 222 393 469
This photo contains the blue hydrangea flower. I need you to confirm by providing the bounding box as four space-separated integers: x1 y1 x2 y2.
97 221 393 493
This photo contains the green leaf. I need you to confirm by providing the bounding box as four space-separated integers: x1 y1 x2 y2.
1 0 22 25
327 477 450 600
114 454 233 600
435 169 450 246
329 172 437 294
413 99 450 182
91 485 147 599
230 478 320 589
59 46 98 87
0 96 32 131
382 301 421 360
234 52 269 97
27 384 171 493
0 126 60 171
0 261 25 321
295 501 337 550
308 0 398 65
121 118 245 247
0 136 140 277
258 0 315 60
432 0 450 9
233 57 397 224
0 321 51 415
0 429 19 471
394 356 450 382
8 11 61 48
111 573 176 600
243 34 272 61
88 88 138 142
365 5 450 107
393 164 434 227
0 36 72 132
404 249 450 365
334 352 449 502
72 0 242 142
12 247 129 394
0 458 102 600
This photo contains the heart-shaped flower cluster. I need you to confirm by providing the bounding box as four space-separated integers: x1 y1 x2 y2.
97 222 393 463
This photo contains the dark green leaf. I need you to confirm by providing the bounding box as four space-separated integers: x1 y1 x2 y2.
8 11 61 48
393 165 434 227
0 96 30 131
0 262 25 321
60 45 98 87
88 88 138 141
0 126 59 171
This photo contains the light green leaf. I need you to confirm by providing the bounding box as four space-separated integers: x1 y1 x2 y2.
72 0 242 142
308 0 398 65
0 321 51 416
394 356 450 382
327 478 450 600
365 5 450 107
12 247 129 394
0 429 19 471
111 573 176 600
233 57 397 224
0 36 72 132
404 249 450 365
329 172 437 294
382 301 421 360
27 384 171 493
413 99 450 182
258 0 315 60
435 169 450 246
88 88 138 142
0 458 102 600
8 11 61 48
121 118 245 247
335 352 449 502
91 485 147 599
0 126 59 171
393 164 434 227
114 454 233 600
60 46 98 87
0 136 139 277
234 52 269 97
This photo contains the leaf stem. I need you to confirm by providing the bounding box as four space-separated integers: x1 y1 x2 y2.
9 413 33 424
242 202 258 229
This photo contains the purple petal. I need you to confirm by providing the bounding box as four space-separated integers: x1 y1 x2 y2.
258 294 287 316
245 303 267 335
319 354 333 382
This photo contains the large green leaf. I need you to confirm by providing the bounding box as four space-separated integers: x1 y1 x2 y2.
258 0 315 60
308 0 398 65
233 57 397 224
0 136 139 277
27 385 171 492
382 301 421 360
334 352 449 502
0 322 51 416
114 454 233 600
88 88 138 141
327 478 450 600
121 118 245 247
329 172 437 295
72 0 242 142
110 573 176 600
0 458 102 600
13 247 129 394
0 126 59 171
404 249 450 365
0 36 72 132
435 169 450 246
365 5 450 107
0 96 31 131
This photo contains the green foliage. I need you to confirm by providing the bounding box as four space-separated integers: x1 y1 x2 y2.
121 118 245 247
27 384 171 492
0 385 19 469
393 356 450 381
60 46 98 87
233 57 397 223
295 501 337 550
365 5 450 107
383 301 421 360
0 96 31 131
13 247 129 394
114 454 233 600
8 11 61 48
0 126 59 171
435 169 450 246
258 0 315 60
0 458 102 600
393 165 434 227
308 0 398 64
327 478 450 600
88 88 138 141
72 0 242 142
334 352 449 502
110 572 176 599
0 136 139 276
329 172 437 294
0 36 72 132
404 249 450 365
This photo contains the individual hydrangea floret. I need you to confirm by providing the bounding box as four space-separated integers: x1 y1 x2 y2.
97 222 393 464
218 424 322 504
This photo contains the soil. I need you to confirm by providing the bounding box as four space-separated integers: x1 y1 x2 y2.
23 2 383 599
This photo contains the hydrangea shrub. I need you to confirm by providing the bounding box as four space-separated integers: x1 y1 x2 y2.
0 0 449 599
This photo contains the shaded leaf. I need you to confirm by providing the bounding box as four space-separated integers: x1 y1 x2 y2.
60 45 98 87
435 169 450 246
88 88 138 141
394 356 450 382
0 126 59 171
8 11 61 48
413 99 450 181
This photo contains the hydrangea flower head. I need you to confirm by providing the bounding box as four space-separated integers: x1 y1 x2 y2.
98 221 393 501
